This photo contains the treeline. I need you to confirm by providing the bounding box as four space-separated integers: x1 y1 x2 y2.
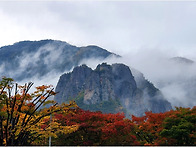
0 77 195 146
47 106 196 146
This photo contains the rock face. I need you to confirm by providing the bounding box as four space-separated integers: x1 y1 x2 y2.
0 40 117 81
55 63 172 116
131 68 172 114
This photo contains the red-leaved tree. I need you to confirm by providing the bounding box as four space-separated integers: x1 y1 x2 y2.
52 108 140 145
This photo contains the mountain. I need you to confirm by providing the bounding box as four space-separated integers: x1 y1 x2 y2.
130 68 171 113
0 39 118 81
55 63 172 117
170 57 194 65
156 56 196 108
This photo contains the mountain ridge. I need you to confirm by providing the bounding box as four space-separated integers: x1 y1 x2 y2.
170 57 194 65
0 39 117 81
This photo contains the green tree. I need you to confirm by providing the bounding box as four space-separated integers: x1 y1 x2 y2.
132 107 196 145
160 107 196 145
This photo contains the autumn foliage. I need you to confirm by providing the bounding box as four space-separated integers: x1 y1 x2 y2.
0 77 78 146
132 106 196 145
38 105 195 146
0 77 195 146
52 108 139 145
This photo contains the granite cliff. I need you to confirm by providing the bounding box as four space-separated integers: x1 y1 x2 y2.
55 63 172 116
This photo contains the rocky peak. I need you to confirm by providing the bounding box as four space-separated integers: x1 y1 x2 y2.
72 64 92 80
55 63 172 116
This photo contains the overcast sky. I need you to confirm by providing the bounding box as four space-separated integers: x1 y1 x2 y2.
0 1 196 58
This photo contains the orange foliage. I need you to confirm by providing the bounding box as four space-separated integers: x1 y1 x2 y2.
53 108 140 146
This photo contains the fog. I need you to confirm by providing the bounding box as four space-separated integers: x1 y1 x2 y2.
0 42 72 94
80 49 196 108
0 1 196 108
0 41 195 108
16 44 196 108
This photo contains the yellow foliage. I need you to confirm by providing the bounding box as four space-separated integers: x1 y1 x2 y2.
0 77 78 146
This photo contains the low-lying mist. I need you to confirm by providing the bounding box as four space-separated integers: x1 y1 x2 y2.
1 41 195 109
79 49 196 108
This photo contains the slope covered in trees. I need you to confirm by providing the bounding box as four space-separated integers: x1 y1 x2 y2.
0 77 195 146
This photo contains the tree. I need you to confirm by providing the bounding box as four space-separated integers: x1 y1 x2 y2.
0 77 78 146
53 108 140 145
132 107 196 145
160 107 196 145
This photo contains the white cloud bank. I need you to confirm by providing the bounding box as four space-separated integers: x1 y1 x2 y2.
80 49 196 108
0 1 196 57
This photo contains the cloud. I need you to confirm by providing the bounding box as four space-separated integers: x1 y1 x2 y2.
0 1 196 108
1 42 72 92
0 1 196 56
79 48 196 108
161 83 193 108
